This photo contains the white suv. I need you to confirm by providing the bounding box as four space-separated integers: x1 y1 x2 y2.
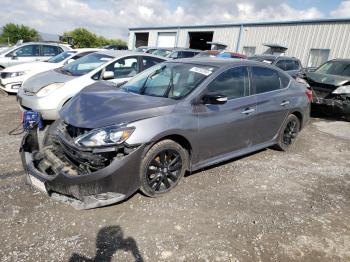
0 42 71 69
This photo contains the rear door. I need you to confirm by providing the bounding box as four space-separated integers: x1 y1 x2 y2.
250 66 291 145
196 66 256 162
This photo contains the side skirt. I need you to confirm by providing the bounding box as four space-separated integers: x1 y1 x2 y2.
191 140 276 172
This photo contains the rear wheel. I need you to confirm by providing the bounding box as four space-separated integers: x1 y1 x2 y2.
140 139 188 197
275 114 300 151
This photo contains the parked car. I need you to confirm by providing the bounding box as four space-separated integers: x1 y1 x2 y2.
196 50 246 59
21 58 311 209
304 59 350 121
17 51 167 120
0 42 71 69
135 46 158 53
248 55 303 77
0 48 102 94
165 49 202 59
101 45 128 50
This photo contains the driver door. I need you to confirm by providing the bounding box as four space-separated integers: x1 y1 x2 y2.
5 44 41 66
195 66 256 162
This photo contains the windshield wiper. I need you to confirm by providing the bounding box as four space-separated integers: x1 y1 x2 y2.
164 68 174 98
139 65 166 95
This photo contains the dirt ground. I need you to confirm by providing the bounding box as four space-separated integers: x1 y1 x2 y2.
0 93 349 262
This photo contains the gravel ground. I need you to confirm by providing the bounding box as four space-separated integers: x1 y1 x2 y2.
0 93 349 262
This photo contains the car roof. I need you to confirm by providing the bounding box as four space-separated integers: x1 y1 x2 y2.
165 57 292 71
330 58 350 63
94 50 167 59
249 55 298 61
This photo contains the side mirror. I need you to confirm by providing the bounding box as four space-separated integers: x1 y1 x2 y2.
202 93 228 105
102 71 114 80
11 53 18 60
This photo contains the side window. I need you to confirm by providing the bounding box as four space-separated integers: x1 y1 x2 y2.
105 56 139 79
169 52 179 59
252 67 281 94
42 45 60 56
142 56 164 70
181 51 195 58
92 70 102 80
284 60 297 71
207 67 250 99
279 72 290 88
11 45 40 57
275 60 287 70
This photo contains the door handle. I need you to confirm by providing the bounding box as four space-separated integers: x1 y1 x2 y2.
241 108 255 114
280 100 290 106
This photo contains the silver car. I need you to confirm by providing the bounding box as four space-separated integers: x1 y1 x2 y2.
21 58 311 209
0 42 71 69
17 51 167 120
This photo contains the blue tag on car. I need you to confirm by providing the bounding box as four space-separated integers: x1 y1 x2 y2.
23 111 44 131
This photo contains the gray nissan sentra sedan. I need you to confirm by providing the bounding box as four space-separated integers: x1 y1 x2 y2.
21 58 311 209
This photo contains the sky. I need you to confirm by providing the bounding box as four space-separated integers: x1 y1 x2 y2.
0 0 349 41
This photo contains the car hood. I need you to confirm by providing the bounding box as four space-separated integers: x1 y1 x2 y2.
60 82 178 129
306 72 350 88
22 69 76 93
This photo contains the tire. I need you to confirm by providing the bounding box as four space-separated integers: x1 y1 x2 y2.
274 114 300 151
140 139 189 197
345 115 350 122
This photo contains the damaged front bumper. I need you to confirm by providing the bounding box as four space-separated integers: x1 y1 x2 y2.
312 96 350 116
21 128 145 210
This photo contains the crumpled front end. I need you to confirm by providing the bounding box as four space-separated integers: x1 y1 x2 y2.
21 120 145 209
308 80 350 117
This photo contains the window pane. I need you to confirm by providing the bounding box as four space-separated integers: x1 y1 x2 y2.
207 67 249 99
106 57 139 79
275 60 287 70
279 72 290 88
15 45 40 57
252 67 281 94
243 46 256 57
142 56 164 70
43 45 60 56
308 49 330 68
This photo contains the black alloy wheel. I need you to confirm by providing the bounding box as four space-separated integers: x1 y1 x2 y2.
140 140 188 197
275 114 300 151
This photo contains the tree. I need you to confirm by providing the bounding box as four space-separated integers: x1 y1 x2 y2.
1 23 40 44
63 28 127 48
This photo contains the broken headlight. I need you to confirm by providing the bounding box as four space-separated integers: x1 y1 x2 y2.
332 85 350 95
74 126 135 147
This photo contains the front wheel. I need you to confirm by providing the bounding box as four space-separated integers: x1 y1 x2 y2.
140 139 189 197
275 114 300 151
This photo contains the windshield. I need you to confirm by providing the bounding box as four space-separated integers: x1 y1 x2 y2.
122 62 216 99
60 53 113 76
47 51 76 63
153 49 172 57
316 60 350 77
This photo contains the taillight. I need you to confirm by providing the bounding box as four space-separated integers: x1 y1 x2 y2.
305 89 313 102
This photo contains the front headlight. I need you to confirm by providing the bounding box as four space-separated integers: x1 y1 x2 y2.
74 126 135 147
36 83 64 97
9 71 27 78
332 85 350 94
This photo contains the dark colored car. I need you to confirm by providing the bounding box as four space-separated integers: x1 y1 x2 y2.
196 50 246 59
248 55 303 78
304 59 350 120
21 58 311 209
102 45 128 50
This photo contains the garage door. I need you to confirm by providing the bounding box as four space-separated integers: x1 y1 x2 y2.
157 32 176 48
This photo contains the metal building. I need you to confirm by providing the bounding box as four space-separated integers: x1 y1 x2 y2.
128 18 350 68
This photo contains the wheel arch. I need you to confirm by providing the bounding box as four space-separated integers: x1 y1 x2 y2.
290 110 303 129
